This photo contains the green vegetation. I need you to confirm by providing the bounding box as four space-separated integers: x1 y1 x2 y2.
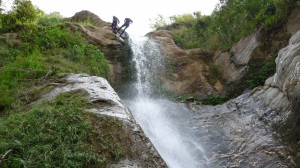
149 0 297 100
78 16 95 26
208 62 224 84
0 0 40 32
157 81 227 105
0 91 130 167
0 0 108 111
201 95 228 105
151 0 297 51
37 12 68 27
0 24 109 110
246 61 276 88
0 1 123 167
157 84 228 105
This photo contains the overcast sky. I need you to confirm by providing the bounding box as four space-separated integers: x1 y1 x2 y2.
3 0 220 36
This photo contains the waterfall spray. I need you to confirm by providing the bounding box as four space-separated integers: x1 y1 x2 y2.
121 36 210 168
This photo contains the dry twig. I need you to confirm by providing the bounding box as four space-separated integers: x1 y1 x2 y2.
0 149 12 165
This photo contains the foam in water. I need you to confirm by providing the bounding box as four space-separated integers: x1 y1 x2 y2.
122 36 210 168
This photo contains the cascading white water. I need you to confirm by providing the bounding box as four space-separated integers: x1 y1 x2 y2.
123 36 210 168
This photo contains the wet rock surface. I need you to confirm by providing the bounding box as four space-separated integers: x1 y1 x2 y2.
178 29 300 167
135 29 300 167
39 73 167 168
185 89 291 168
146 30 222 99
135 87 292 167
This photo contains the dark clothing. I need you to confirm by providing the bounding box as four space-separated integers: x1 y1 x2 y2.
112 16 120 32
117 18 133 35
123 18 133 26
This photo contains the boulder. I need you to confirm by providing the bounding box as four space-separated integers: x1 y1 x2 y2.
71 10 110 28
214 28 262 84
147 30 223 98
39 73 167 167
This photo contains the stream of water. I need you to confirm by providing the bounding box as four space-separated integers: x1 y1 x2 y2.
120 36 210 168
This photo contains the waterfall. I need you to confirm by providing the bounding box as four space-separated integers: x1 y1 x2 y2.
129 37 164 97
121 36 210 168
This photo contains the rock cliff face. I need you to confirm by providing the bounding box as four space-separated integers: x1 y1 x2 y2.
183 29 300 168
143 6 300 167
68 11 131 87
64 8 300 167
44 11 167 167
266 30 300 162
38 73 167 168
214 24 291 97
146 31 222 99
148 6 300 99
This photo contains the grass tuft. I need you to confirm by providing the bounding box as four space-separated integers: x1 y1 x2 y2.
0 91 130 167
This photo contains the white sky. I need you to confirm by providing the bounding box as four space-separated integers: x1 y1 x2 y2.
3 0 220 36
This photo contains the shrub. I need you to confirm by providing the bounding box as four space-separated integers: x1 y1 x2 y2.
0 0 39 32
0 91 129 167
150 0 298 51
37 12 66 27
201 95 228 105
207 62 224 84
246 61 276 88
0 49 48 109
0 23 108 110
13 0 38 23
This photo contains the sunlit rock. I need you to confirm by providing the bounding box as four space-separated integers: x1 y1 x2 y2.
68 11 131 86
273 30 300 100
147 30 222 99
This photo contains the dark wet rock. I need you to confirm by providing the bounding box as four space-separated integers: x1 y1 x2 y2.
182 29 300 167
287 5 300 35
186 89 291 167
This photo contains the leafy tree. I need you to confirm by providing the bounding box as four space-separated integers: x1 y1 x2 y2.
1 0 38 32
150 0 297 50
149 14 169 30
37 12 65 26
13 0 37 22
0 0 3 13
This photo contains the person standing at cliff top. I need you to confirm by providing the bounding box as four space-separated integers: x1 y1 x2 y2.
117 18 133 36
112 16 120 33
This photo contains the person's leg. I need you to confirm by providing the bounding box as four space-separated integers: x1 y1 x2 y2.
112 22 116 31
117 24 125 33
120 25 129 35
